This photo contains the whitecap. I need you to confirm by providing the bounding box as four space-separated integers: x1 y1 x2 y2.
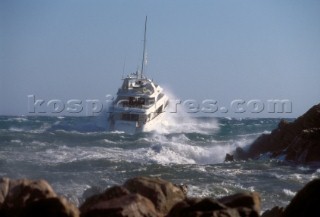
9 127 24 132
103 139 116 144
146 111 219 135
282 189 296 197
9 117 28 122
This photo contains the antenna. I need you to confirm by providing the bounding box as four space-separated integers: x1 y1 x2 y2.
121 57 126 79
140 16 147 79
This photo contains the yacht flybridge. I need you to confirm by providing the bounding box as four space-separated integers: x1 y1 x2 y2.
108 17 169 133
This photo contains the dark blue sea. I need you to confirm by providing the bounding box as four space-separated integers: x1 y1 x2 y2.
0 115 319 211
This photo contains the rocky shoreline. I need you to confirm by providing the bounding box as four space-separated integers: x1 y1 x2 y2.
1 176 320 217
232 103 320 164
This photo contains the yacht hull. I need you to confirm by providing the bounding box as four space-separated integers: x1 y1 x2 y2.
111 111 165 134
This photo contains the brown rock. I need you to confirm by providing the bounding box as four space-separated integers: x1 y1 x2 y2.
243 103 320 162
261 206 284 217
124 176 186 215
0 177 79 217
1 178 57 216
166 198 226 217
81 186 103 202
167 198 259 217
218 192 261 214
236 207 259 217
80 185 130 214
285 128 320 163
23 196 79 217
80 193 160 217
0 177 10 208
283 179 320 217
278 119 289 129
174 184 188 196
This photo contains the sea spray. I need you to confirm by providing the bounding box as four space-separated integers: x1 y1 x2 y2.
139 89 220 134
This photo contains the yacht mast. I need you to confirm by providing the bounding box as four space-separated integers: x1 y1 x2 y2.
140 16 147 79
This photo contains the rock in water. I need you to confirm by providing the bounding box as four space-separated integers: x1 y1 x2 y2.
283 179 320 217
225 153 234 162
241 103 320 163
285 128 320 162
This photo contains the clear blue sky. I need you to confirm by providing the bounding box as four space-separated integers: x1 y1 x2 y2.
1 0 320 117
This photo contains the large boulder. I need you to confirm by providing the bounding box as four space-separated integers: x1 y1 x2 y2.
218 192 261 214
167 197 259 217
166 198 226 217
23 196 79 217
80 193 159 217
80 186 130 214
80 177 187 217
80 177 260 217
236 103 320 162
285 128 320 162
282 179 320 217
0 177 79 217
0 177 10 208
124 176 186 215
0 177 57 216
261 206 284 217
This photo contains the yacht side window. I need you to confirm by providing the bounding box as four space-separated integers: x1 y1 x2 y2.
148 98 155 105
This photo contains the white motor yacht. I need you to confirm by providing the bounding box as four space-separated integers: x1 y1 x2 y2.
108 17 169 133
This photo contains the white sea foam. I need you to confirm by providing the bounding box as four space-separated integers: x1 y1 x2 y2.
9 117 28 122
187 185 212 198
30 123 52 133
9 123 51 134
311 169 320 179
297 166 310 171
149 112 219 135
32 146 125 164
31 141 47 146
108 130 125 134
131 134 254 165
139 90 220 135
238 131 271 137
17 134 253 165
103 139 116 144
282 189 296 197
9 127 24 132
4 125 255 167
